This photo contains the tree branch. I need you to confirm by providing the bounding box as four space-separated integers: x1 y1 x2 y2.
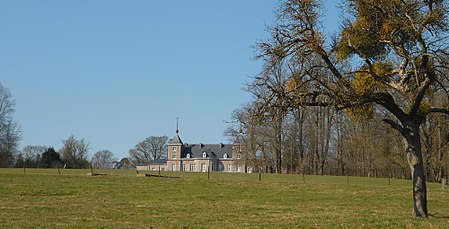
428 107 449 115
372 92 408 124
382 118 407 138
410 73 433 116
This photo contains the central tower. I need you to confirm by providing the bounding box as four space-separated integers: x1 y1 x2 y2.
167 118 183 171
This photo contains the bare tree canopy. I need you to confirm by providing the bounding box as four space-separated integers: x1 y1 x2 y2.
251 0 449 217
128 136 168 165
0 83 21 167
60 135 90 169
15 145 47 168
117 157 132 170
91 150 117 170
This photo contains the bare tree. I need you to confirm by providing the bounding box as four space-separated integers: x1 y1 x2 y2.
0 83 21 167
16 145 47 168
247 55 291 173
76 138 89 167
421 92 449 182
60 135 90 169
226 103 270 173
91 150 117 169
117 157 131 170
128 136 168 165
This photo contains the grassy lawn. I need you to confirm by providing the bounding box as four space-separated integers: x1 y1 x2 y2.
0 169 448 228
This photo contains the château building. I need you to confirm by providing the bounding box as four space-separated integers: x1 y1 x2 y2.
136 130 245 173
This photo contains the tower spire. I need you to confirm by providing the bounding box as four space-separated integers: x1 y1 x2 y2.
169 117 183 145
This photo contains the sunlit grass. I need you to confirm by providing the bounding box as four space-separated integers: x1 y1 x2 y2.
0 169 448 228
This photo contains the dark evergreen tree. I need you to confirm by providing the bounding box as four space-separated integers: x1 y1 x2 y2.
41 147 62 168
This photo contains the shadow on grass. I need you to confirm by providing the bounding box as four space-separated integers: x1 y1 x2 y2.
429 214 449 219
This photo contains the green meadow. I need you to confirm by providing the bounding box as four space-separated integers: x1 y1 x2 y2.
0 169 448 228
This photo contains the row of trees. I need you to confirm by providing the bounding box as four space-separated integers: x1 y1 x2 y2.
14 136 119 170
227 0 449 217
0 83 127 169
227 98 448 179
10 133 172 170
15 133 170 169
0 82 169 169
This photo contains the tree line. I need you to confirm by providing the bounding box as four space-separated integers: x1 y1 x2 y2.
0 83 169 170
12 136 119 170
12 134 170 170
227 97 448 180
7 134 169 170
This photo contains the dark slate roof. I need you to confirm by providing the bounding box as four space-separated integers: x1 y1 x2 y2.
169 133 183 145
184 143 233 159
149 159 168 164
137 159 167 166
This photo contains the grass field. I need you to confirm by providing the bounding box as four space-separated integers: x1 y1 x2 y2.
0 169 448 228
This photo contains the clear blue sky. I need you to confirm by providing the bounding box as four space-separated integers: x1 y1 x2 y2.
0 0 340 160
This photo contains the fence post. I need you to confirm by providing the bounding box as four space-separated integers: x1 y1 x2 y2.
259 172 261 182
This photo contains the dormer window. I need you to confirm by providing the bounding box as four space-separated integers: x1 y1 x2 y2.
237 154 241 159
223 154 228 159
187 153 191 158
203 152 207 158
172 146 177 151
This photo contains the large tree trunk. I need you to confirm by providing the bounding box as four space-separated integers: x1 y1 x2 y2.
405 125 428 217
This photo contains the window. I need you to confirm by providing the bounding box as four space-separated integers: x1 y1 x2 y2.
227 164 231 172
172 153 176 159
223 154 227 159
172 164 176 171
237 164 241 172
212 163 216 171
182 164 186 171
187 153 190 158
202 152 207 158
190 164 194 172
201 163 206 172
172 146 177 151
237 154 241 159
